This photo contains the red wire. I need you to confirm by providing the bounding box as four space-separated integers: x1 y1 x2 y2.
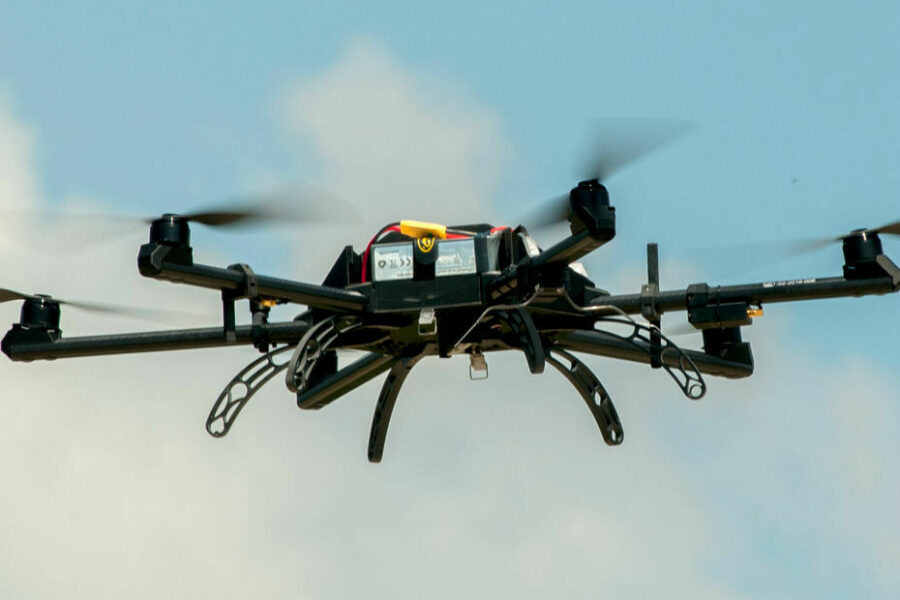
361 224 401 282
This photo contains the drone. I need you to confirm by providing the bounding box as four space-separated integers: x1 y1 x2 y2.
2 134 898 462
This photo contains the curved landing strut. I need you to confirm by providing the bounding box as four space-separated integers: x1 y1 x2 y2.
207 344 294 437
546 348 623 445
368 354 425 463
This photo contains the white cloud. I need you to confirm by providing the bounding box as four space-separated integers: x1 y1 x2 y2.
0 41 898 600
279 38 508 229
0 92 41 211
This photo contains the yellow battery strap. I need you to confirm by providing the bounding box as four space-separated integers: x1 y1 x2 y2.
399 220 447 239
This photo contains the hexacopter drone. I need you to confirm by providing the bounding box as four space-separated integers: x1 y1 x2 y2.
2 132 898 462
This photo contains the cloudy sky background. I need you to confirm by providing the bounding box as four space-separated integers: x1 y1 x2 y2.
1 2 899 598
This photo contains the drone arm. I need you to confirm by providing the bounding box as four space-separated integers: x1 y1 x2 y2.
590 273 899 318
567 265 898 380
139 243 367 312
1 321 311 361
555 330 754 379
530 228 609 271
586 232 900 319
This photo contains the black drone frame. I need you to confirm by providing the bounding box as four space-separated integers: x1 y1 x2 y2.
3 180 899 462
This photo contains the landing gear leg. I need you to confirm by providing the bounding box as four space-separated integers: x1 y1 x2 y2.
368 354 424 463
546 348 623 446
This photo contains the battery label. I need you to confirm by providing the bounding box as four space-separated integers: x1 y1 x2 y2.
372 243 414 281
436 239 477 277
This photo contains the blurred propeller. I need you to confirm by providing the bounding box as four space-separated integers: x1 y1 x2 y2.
577 118 697 183
518 195 572 231
0 286 211 326
797 219 900 250
0 288 34 304
144 184 360 229
791 219 900 253
680 218 900 282
0 182 359 254
873 220 900 236
519 118 696 230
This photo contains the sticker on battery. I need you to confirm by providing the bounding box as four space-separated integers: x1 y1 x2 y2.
436 239 477 277
372 243 414 281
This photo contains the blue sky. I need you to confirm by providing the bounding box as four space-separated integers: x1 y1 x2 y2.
1 2 898 598
4 1 899 357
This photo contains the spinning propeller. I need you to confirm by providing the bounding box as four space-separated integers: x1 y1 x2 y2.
0 287 207 326
790 220 900 254
134 185 359 229
522 118 696 229
0 183 359 254
684 218 900 281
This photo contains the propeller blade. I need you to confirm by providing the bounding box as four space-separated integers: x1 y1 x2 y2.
679 216 899 283
678 236 841 283
518 119 695 231
0 287 33 303
0 286 210 326
172 184 359 229
56 299 210 326
870 219 900 236
517 194 570 230
0 182 358 254
783 218 900 257
578 118 696 182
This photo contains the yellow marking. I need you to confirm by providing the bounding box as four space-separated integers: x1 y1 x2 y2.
416 235 436 253
260 298 278 308
400 220 447 239
747 307 764 318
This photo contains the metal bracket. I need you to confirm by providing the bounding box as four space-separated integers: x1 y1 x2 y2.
468 349 488 380
368 354 424 463
206 344 294 437
418 308 437 335
546 348 623 445
639 283 660 322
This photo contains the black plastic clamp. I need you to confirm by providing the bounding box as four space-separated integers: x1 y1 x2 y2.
228 263 259 299
222 263 273 350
